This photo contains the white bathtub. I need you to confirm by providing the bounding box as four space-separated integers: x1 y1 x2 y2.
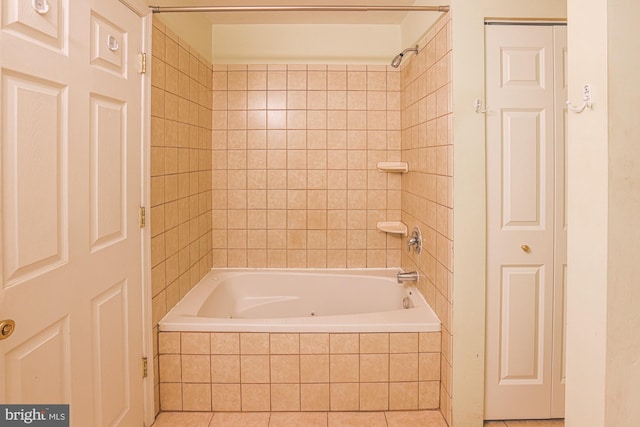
159 268 440 333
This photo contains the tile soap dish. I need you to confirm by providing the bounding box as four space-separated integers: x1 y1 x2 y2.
376 221 408 236
376 162 409 173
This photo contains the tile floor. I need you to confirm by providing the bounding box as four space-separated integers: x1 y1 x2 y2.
151 411 449 427
485 421 564 427
152 412 564 427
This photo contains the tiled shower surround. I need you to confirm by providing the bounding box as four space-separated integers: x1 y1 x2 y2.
400 15 453 425
150 19 214 411
158 332 441 412
150 11 454 423
210 63 404 268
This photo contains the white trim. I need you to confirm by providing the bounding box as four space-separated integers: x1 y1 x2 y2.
138 11 155 427
119 0 151 17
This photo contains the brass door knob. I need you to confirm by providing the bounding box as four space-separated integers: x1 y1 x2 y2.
521 245 531 253
0 319 15 340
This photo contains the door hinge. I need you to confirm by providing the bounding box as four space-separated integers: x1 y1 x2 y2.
142 357 148 378
139 206 146 228
137 53 147 74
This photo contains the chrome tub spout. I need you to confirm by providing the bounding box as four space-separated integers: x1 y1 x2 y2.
397 271 419 284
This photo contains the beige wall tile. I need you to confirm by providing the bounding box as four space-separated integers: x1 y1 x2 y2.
212 383 241 411
330 354 359 383
389 333 419 353
389 382 419 410
158 332 181 354
241 355 270 383
240 333 269 354
181 332 210 354
390 353 419 382
270 384 300 411
330 383 359 411
300 355 329 383
182 383 211 411
159 382 182 411
419 381 440 409
300 383 330 411
300 334 329 354
330 334 359 354
158 354 181 383
270 355 300 383
211 333 240 354
360 382 389 411
241 384 271 411
360 354 389 382
211 355 240 383
181 354 210 383
419 352 441 381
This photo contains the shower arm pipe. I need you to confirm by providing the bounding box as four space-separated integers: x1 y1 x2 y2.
149 5 450 14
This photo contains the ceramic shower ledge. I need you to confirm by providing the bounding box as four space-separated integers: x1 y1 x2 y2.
376 221 408 236
376 161 409 173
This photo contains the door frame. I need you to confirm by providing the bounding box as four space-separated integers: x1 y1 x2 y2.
117 0 153 425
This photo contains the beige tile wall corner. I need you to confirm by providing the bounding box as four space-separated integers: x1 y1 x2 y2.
150 18 213 414
210 64 404 268
399 13 453 426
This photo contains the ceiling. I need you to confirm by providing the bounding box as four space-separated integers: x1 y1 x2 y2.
148 0 448 25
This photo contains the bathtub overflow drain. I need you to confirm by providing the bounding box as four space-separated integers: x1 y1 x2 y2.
310 312 316 317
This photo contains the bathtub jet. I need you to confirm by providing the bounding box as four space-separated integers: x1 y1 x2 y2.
391 45 419 68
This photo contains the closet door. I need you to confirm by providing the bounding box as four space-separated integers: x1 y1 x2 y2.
485 24 565 420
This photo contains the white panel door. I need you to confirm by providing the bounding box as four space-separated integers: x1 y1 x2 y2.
0 1 144 425
485 24 566 420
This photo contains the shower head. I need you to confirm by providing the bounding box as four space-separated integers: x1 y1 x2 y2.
391 45 419 68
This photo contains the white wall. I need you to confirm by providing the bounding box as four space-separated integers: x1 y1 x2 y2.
566 0 640 426
449 1 566 426
211 24 400 64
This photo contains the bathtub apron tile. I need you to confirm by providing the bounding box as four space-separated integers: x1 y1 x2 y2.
270 333 300 354
330 334 359 354
211 332 240 354
241 384 271 411
330 383 359 411
418 381 440 409
241 355 271 383
182 354 211 383
359 383 389 411
159 354 182 383
389 353 419 382
270 383 301 411
211 355 240 383
270 355 300 383
182 383 212 411
159 382 183 411
159 332 181 354
389 333 419 353
360 333 390 354
300 334 329 354
300 383 330 411
330 354 360 383
388 382 419 410
211 384 241 411
300 354 330 383
241 333 270 354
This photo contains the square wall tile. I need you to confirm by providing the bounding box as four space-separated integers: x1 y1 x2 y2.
242 384 271 411
360 382 389 411
182 383 211 411
300 383 330 411
330 383 359 411
271 383 300 411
